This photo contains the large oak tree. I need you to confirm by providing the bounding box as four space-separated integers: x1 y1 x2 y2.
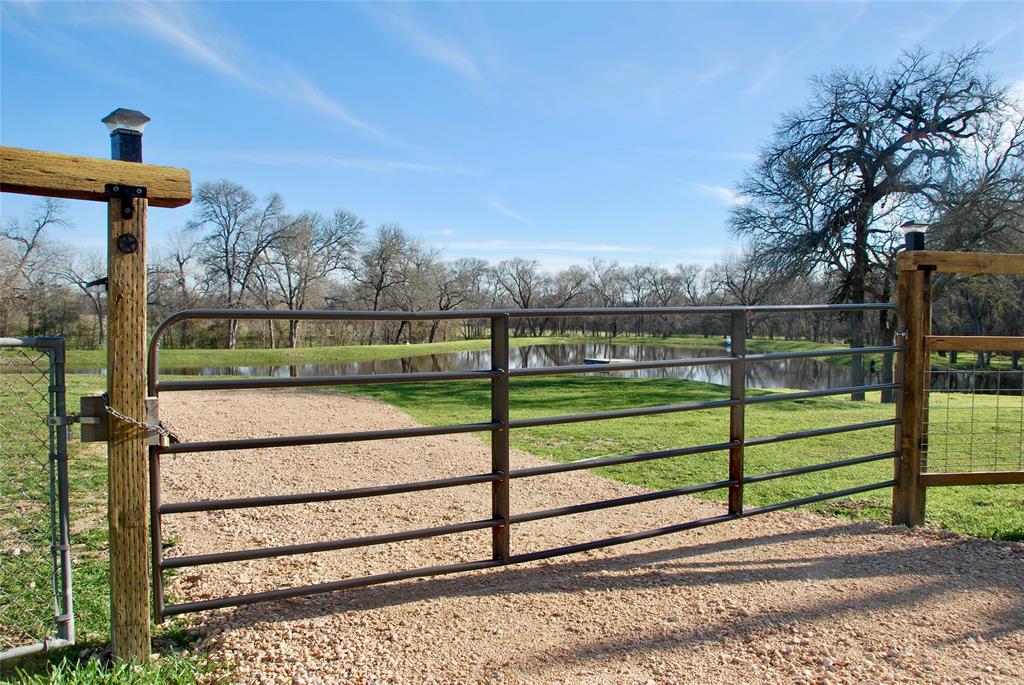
730 47 1024 400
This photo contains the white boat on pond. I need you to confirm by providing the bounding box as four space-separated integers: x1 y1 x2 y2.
583 357 635 365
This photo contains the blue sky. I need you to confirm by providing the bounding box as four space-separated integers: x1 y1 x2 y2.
2 1 1022 270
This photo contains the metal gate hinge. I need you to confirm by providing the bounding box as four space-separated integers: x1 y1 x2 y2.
104 183 147 220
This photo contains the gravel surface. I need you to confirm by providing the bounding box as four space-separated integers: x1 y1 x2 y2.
160 390 1023 685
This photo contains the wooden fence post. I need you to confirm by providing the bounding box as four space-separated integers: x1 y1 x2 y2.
892 261 930 526
106 190 151 660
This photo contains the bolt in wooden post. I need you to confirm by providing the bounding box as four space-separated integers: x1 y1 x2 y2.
892 265 930 527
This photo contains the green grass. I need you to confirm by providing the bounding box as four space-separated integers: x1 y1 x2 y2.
0 372 224 683
344 376 1024 540
7 652 220 685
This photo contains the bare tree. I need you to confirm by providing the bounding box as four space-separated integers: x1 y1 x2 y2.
187 180 286 348
730 47 1022 400
1 199 68 333
61 252 107 346
261 210 364 347
350 224 414 343
494 258 543 335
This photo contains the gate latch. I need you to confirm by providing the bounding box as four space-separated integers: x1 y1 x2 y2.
77 394 163 444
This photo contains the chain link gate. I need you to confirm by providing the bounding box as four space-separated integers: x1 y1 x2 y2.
0 337 74 660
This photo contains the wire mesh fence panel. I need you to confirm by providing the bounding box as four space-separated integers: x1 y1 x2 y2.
923 353 1024 474
0 341 72 659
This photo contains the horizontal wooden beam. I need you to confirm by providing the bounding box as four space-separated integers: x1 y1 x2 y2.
921 471 1024 487
926 336 1024 353
1 146 191 208
896 250 1024 275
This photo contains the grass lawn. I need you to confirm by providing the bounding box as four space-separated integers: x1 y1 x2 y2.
345 376 1024 541
0 372 223 684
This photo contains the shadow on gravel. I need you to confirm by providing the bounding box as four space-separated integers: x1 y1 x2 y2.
208 520 1023 649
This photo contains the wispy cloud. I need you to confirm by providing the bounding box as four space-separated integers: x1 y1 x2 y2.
984 17 1021 50
898 2 963 49
133 2 391 139
744 2 867 96
365 7 484 90
694 183 748 206
198 150 473 175
485 196 532 224
9 1 391 140
744 53 783 97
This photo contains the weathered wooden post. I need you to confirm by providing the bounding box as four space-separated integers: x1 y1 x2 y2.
892 222 931 527
0 117 191 660
102 108 153 660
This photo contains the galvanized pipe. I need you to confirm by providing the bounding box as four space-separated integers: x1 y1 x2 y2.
490 316 511 562
728 311 747 516
745 418 900 447
161 558 502 617
743 480 897 516
161 517 501 569
159 420 501 455
509 398 736 429
509 480 735 524
156 369 502 392
744 383 901 405
160 472 503 514
509 441 737 479
146 303 898 395
742 452 898 484
509 513 740 564
744 344 901 363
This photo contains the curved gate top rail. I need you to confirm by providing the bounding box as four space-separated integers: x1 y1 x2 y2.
145 304 901 621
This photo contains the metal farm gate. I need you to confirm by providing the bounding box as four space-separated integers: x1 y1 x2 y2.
0 337 74 660
146 304 902 620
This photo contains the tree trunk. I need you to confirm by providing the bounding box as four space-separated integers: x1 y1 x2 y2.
849 212 869 402
289 319 299 348
228 319 238 349
879 309 895 404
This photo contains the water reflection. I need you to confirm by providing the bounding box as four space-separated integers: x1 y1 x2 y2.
79 343 888 391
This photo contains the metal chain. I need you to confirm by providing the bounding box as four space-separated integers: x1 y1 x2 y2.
104 403 178 441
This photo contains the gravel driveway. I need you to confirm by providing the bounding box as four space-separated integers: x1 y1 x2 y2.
159 391 1023 685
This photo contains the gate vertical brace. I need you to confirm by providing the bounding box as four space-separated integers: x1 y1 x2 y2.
106 192 152 660
491 315 511 561
728 311 747 516
892 265 930 526
150 447 164 624
49 339 74 645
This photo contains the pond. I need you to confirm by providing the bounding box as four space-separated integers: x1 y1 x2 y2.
95 342 886 391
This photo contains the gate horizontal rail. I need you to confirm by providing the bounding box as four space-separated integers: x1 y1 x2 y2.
147 304 901 621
